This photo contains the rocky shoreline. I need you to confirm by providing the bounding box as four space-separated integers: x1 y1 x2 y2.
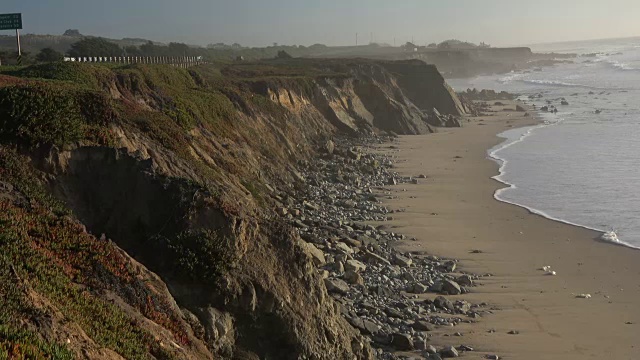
272 136 495 359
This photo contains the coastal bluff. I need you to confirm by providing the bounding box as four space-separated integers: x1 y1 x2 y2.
0 59 465 359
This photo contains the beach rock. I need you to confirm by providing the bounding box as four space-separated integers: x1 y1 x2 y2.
335 242 354 254
348 317 380 335
303 201 319 211
392 253 413 267
330 260 345 274
300 241 326 266
344 270 364 285
441 260 456 272
324 139 335 154
347 148 361 161
515 104 526 111
324 278 350 295
390 333 414 350
442 280 462 295
409 283 429 294
455 300 472 314
412 320 436 331
425 344 438 354
440 346 459 358
363 251 391 265
373 285 394 298
485 355 500 360
385 307 404 319
345 259 367 273
456 274 473 286
433 296 454 311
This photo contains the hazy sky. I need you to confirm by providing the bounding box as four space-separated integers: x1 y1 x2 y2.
2 0 639 47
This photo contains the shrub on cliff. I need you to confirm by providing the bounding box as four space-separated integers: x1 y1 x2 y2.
0 84 116 148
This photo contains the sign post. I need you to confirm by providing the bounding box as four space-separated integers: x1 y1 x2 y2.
0 13 23 65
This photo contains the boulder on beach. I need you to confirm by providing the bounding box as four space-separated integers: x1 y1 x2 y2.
391 333 414 350
324 278 350 295
442 279 462 295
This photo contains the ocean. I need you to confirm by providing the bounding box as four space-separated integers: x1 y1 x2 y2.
448 37 640 249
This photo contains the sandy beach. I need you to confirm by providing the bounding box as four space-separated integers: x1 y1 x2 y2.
381 102 640 359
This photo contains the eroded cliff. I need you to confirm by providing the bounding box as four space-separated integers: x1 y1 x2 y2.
0 58 464 359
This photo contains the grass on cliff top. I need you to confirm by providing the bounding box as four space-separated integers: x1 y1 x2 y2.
0 61 302 204
0 83 118 149
0 62 114 90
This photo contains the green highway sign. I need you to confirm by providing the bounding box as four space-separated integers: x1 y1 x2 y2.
0 13 22 31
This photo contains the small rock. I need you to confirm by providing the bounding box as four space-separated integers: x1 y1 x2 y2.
440 346 459 358
442 279 462 295
324 278 350 295
344 270 364 285
441 260 456 272
390 333 414 351
363 250 391 265
345 259 367 273
392 253 413 267
414 337 428 351
335 242 354 254
324 140 335 154
410 283 429 294
300 241 325 266
425 344 438 354
456 274 473 287
411 320 436 332
433 296 454 311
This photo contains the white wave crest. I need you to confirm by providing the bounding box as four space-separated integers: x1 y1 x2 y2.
608 60 639 71
522 79 586 87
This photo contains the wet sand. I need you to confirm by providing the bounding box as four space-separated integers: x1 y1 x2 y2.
382 102 640 359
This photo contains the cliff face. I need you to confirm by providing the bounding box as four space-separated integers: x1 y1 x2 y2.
380 60 465 115
0 59 464 359
253 59 464 135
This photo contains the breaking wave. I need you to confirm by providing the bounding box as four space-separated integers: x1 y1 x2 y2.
488 122 640 251
521 79 594 88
